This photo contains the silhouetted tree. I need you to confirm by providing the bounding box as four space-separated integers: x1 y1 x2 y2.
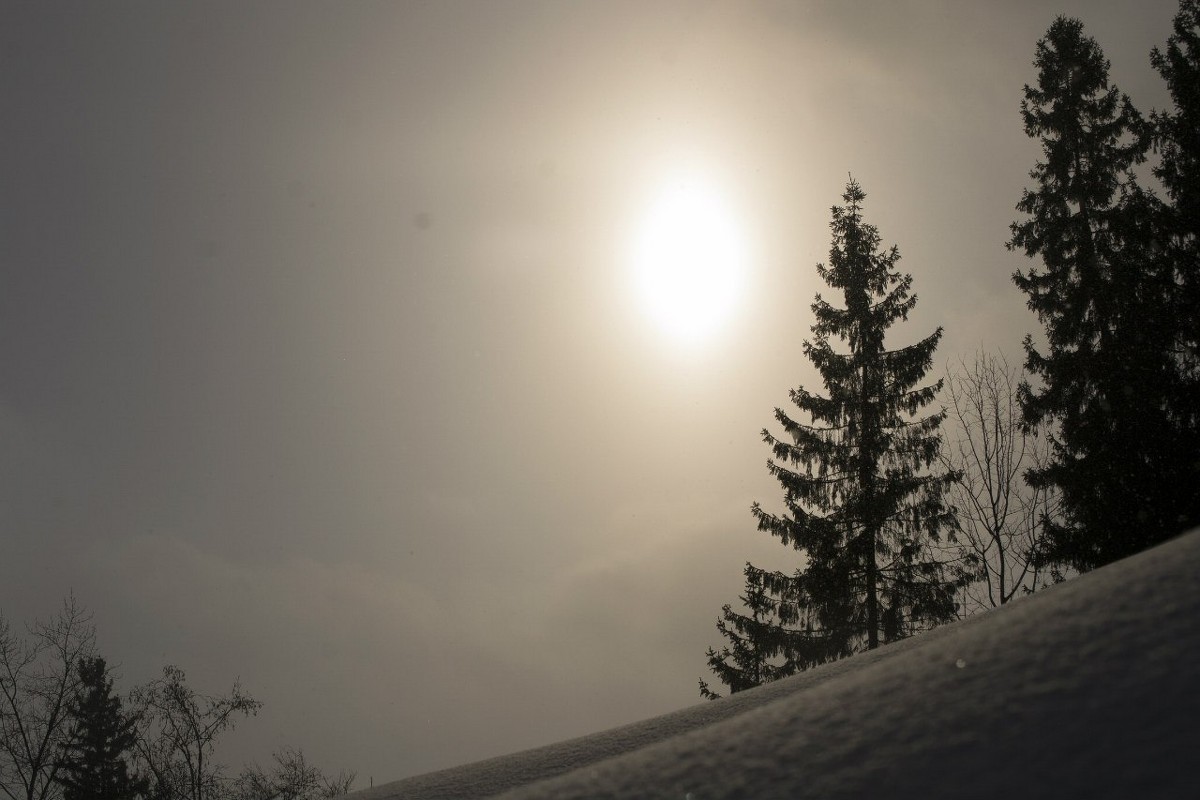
941 352 1062 610
57 657 147 800
0 596 96 800
1009 16 1199 573
231 749 354 800
699 568 791 699
1151 0 1200 421
130 667 261 800
702 179 957 697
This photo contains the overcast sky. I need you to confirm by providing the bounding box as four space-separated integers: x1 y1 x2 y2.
1 0 1182 785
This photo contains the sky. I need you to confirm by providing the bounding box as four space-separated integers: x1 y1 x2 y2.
0 0 1183 786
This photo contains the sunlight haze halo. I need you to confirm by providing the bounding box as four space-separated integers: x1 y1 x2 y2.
630 173 749 346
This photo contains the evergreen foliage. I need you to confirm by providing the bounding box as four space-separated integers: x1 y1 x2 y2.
57 657 147 800
1151 0 1200 419
699 569 795 700
1152 1 1200 244
1009 15 1200 573
702 180 958 697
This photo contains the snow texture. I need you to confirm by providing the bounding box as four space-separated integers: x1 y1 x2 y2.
352 528 1200 799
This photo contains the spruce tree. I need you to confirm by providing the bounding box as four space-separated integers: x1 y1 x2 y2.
1009 16 1199 573
58 657 147 800
1152 0 1200 413
699 566 793 699
1152 0 1200 248
702 179 957 697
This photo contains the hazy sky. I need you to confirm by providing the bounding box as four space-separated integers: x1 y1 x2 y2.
1 0 1181 785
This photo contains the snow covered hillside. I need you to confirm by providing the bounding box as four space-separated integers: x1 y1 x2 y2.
352 528 1200 799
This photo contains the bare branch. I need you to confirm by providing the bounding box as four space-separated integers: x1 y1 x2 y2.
940 352 1065 612
129 666 262 800
0 596 96 800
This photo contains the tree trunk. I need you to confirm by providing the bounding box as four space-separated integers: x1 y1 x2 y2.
862 354 879 650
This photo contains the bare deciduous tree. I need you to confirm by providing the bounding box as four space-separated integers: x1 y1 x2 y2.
942 352 1062 611
0 596 96 800
231 748 354 800
130 666 262 800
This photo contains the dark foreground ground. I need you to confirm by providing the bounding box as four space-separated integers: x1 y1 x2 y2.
350 527 1200 799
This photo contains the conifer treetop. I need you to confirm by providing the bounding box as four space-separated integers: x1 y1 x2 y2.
703 177 957 698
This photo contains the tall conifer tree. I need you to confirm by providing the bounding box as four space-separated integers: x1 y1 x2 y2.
1152 0 1200 415
1152 0 1200 249
702 179 957 697
1009 16 1199 573
58 657 147 800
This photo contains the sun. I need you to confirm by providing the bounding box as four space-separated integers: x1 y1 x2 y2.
630 174 748 345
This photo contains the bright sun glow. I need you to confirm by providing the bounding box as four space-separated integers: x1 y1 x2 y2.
630 175 748 345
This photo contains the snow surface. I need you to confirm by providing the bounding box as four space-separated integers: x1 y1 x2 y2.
351 528 1200 799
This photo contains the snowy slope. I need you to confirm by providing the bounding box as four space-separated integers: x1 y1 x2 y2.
353 528 1200 799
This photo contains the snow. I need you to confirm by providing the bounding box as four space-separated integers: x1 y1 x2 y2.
351 528 1200 799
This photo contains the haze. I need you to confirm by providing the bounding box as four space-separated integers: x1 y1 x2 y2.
0 0 1177 784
